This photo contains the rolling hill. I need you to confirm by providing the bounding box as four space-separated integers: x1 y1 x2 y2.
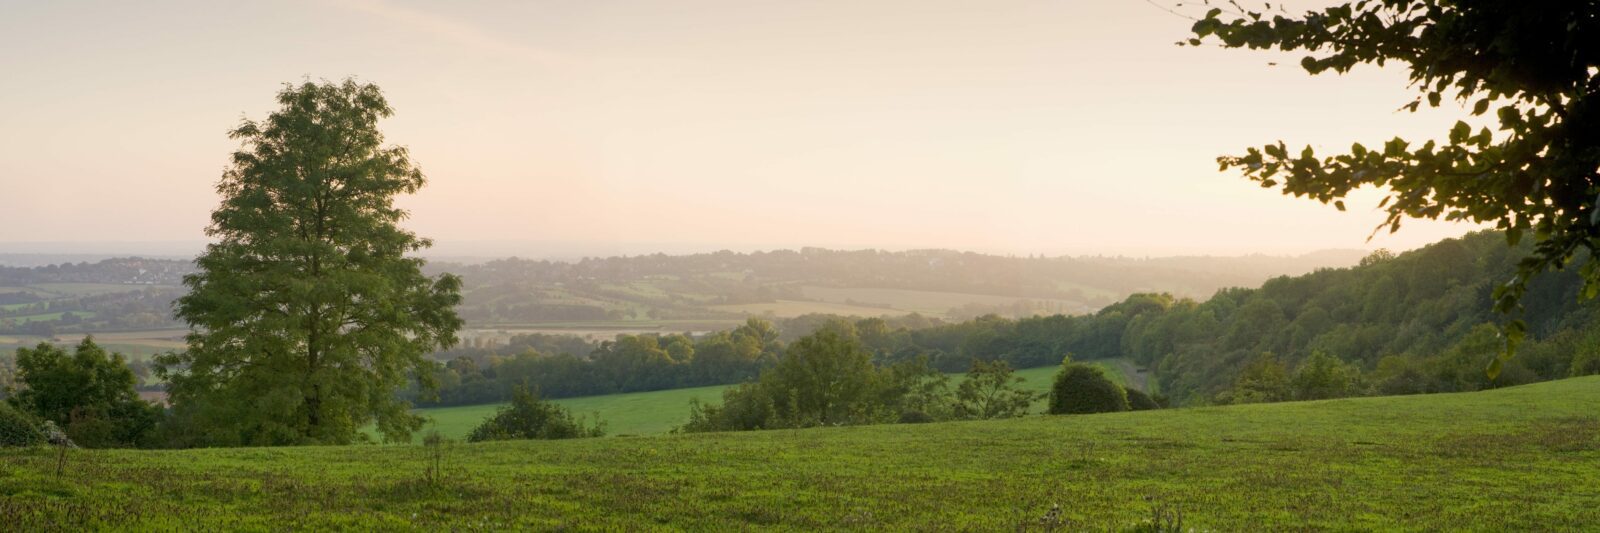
6 376 1595 530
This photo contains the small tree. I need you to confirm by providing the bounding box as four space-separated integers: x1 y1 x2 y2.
1223 352 1291 405
467 387 603 442
953 359 1041 420
1049 362 1129 415
8 339 159 448
1291 351 1363 400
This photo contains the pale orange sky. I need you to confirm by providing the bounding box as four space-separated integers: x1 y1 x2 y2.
0 0 1481 257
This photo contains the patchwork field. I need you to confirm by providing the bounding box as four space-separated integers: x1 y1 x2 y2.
0 330 188 360
709 299 906 318
4 377 1596 530
800 286 1094 316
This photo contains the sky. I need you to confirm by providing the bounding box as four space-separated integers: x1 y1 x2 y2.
0 0 1482 258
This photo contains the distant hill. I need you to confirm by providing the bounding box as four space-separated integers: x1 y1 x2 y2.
0 247 1367 339
429 247 1369 326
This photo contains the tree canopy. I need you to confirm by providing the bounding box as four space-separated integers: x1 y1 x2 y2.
157 80 462 446
1189 1 1600 376
8 338 159 448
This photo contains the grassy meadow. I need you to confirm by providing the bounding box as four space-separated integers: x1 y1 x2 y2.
4 377 1597 530
408 360 1143 439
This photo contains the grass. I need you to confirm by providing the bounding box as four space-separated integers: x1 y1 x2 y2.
3 377 1597 529
410 360 1138 439
414 384 733 439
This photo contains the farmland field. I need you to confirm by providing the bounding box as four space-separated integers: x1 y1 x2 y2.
800 285 1093 316
5 377 1597 530
24 283 175 297
0 311 97 324
0 329 189 361
709 299 905 318
409 360 1142 439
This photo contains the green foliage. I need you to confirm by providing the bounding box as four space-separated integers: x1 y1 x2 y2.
1222 353 1291 405
1189 2 1600 374
158 79 462 446
1049 362 1129 415
952 359 1040 420
421 319 781 406
681 323 946 432
466 387 603 443
1125 388 1160 411
1572 350 1600 378
1290 351 1364 401
0 401 43 447
8 338 159 448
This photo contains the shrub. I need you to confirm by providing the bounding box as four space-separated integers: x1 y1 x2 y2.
0 402 44 447
467 387 604 442
1290 350 1363 400
897 410 934 424
1049 363 1128 415
1125 388 1160 411
1570 348 1600 377
952 359 1041 420
1225 352 1291 404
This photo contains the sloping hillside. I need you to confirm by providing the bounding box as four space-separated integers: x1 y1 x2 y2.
4 377 1596 530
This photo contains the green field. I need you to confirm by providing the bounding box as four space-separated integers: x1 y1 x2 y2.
800 286 1091 317
0 311 97 324
710 299 906 318
4 377 1597 529
415 383 733 438
409 360 1143 439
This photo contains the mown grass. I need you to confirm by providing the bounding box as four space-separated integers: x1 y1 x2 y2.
3 377 1597 530
409 361 1133 439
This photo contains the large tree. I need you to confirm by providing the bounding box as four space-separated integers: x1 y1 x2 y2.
1188 1 1599 375
158 80 462 446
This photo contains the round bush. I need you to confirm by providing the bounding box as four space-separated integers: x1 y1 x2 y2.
0 402 45 447
1125 388 1160 411
1048 364 1129 415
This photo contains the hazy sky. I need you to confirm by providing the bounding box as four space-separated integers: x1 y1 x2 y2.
0 0 1481 257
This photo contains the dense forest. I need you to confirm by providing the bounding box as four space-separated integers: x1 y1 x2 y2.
417 231 1600 407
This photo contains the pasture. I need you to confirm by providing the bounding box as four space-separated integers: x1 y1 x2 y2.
4 377 1596 530
709 299 906 319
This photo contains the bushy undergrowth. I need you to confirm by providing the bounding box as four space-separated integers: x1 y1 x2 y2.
466 387 604 443
0 402 43 447
1049 362 1129 415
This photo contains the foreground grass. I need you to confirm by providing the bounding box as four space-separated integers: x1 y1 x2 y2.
412 361 1135 438
4 377 1598 530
